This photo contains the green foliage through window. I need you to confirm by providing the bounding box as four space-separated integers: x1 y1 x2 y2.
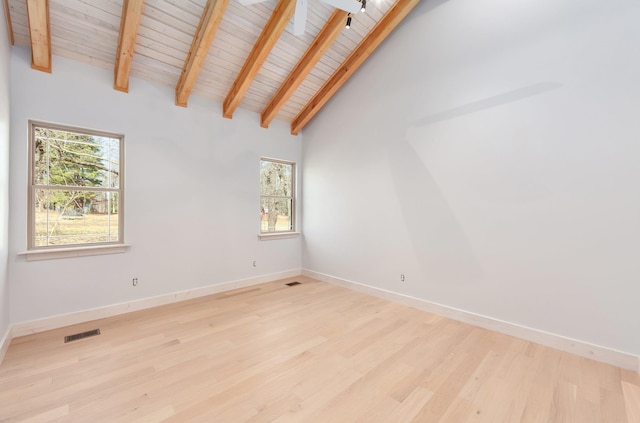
29 122 123 248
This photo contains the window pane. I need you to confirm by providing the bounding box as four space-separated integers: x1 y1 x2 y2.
261 197 292 232
107 138 120 189
34 189 119 246
33 127 119 188
260 161 292 197
34 189 50 247
33 129 49 185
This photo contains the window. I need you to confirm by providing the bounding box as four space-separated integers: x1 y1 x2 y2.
28 121 124 250
260 158 295 234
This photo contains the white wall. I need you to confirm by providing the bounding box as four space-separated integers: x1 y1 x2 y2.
9 47 301 324
302 0 640 355
0 9 11 337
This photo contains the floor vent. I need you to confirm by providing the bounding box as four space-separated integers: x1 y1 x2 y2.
285 281 301 286
64 329 101 343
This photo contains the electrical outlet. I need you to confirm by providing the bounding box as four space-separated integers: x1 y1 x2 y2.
132 278 138 286
400 274 405 282
253 261 257 267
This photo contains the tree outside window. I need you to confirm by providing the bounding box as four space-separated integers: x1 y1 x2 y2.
29 121 123 248
260 159 295 233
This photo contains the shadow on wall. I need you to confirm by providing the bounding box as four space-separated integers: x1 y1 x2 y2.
387 139 484 286
408 82 563 128
387 82 563 286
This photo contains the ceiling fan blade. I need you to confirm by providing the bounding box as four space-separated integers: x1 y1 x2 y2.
293 0 308 36
239 0 269 5
321 0 361 14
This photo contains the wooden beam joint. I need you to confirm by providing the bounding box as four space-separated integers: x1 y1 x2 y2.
176 0 230 107
223 0 295 119
3 0 15 46
290 0 421 135
261 9 347 129
26 0 51 73
114 0 145 93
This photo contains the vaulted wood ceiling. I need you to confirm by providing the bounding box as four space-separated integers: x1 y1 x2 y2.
3 0 419 135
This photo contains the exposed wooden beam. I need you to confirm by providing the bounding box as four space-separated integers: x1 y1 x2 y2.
176 0 230 107
114 0 144 93
261 9 347 128
223 0 295 119
291 0 421 135
26 0 51 72
3 0 14 45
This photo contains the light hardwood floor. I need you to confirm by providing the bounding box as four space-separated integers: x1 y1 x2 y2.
1 276 639 422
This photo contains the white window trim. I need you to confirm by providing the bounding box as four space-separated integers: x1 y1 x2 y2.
259 157 297 238
258 232 300 240
26 120 126 257
18 244 131 261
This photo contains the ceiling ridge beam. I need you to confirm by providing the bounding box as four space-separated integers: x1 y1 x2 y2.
26 0 51 73
3 0 14 45
176 0 230 107
114 0 145 93
261 8 347 129
223 0 296 119
290 0 421 135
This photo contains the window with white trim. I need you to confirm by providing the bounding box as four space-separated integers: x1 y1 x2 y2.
260 158 295 234
28 121 124 249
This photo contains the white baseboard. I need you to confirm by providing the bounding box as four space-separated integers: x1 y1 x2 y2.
6 268 639 374
0 325 12 365
11 269 301 339
302 269 640 373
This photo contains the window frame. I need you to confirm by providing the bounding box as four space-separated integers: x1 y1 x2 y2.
259 157 297 238
27 120 125 253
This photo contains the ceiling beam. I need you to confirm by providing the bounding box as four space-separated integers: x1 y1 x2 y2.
26 0 51 72
114 0 144 93
290 0 421 135
223 0 295 119
176 0 230 107
3 0 14 45
261 9 347 129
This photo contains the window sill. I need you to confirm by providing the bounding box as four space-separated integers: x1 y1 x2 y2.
19 244 131 261
258 232 300 241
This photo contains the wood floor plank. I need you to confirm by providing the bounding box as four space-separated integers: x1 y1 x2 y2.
621 381 640 423
0 276 637 422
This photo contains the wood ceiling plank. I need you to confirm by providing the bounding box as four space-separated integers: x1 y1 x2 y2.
142 4 199 35
26 0 51 72
49 10 119 45
53 45 113 70
114 0 145 92
75 0 123 17
176 0 230 107
290 0 421 135
261 9 347 128
3 0 14 45
222 0 295 119
54 1 121 30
